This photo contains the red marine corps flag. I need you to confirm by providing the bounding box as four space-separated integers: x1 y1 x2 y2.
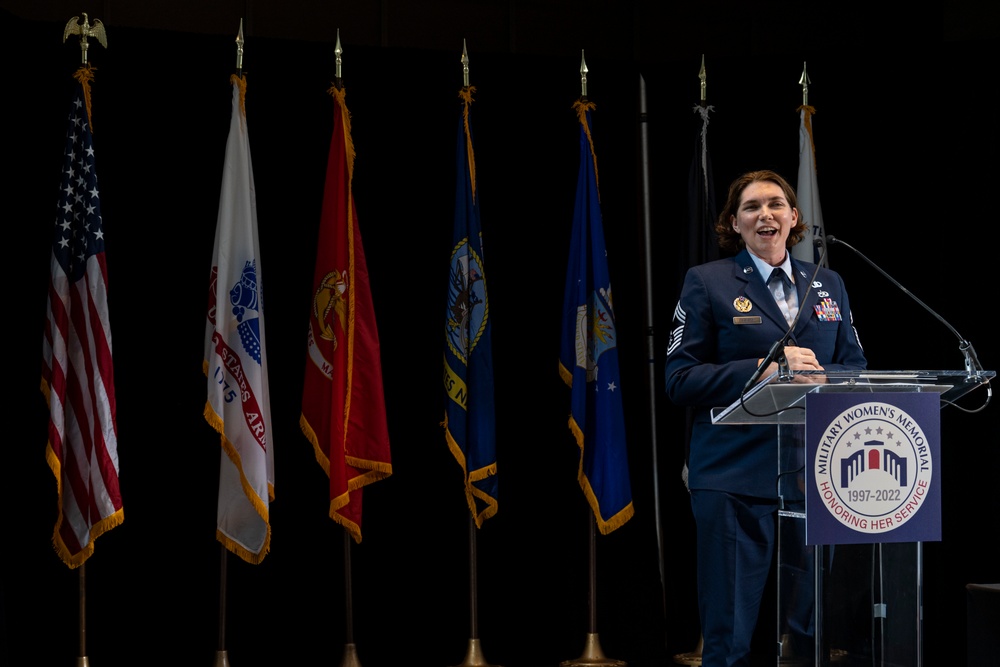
42 63 123 568
300 80 392 543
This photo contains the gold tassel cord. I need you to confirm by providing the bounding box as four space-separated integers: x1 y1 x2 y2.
73 65 97 134
459 86 477 202
573 99 599 196
231 73 248 119
328 85 356 181
797 104 818 165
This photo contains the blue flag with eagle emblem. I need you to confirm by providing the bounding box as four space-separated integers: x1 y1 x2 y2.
443 86 497 527
558 100 633 535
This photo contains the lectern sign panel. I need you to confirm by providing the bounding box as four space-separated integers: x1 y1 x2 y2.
806 392 941 545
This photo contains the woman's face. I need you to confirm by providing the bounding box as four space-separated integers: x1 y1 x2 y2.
731 180 799 265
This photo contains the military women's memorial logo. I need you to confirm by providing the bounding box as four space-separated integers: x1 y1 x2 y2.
805 392 941 545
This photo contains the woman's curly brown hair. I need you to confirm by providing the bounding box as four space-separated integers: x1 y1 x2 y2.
713 170 808 255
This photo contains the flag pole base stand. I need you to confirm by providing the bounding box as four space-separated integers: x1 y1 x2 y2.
451 637 501 667
673 635 703 666
213 650 231 667
560 633 626 667
777 632 849 666
674 651 701 667
339 642 362 667
672 652 702 667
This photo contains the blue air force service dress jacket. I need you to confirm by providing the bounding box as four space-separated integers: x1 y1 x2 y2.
665 248 868 499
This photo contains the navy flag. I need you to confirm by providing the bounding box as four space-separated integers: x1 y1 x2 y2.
558 100 633 534
443 86 497 527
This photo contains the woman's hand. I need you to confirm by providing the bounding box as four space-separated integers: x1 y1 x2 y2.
756 346 827 384
784 345 827 384
783 345 824 371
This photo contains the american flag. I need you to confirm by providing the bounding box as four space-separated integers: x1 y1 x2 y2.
41 69 123 569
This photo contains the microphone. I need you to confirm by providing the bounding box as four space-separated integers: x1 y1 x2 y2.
741 239 829 396
825 235 984 375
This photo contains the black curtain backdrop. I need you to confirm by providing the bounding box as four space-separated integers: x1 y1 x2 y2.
4 6 996 667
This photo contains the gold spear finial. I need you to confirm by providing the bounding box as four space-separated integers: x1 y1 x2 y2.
699 53 707 105
63 13 107 65
799 61 811 106
580 49 588 99
335 29 343 82
236 19 245 74
461 38 470 88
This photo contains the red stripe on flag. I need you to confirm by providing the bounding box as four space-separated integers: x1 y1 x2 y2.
43 70 123 568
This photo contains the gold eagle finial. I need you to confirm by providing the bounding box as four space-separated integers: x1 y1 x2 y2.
63 13 107 64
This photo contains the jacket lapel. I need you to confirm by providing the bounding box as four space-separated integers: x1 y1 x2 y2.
790 259 819 336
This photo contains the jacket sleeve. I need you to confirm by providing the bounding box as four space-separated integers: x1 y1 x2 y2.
664 266 762 409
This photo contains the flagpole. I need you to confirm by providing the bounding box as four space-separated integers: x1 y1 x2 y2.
76 564 89 667
452 513 497 667
467 511 479 641
672 55 713 667
450 41 499 667
214 545 231 667
211 25 251 667
561 51 624 667
330 29 363 667
340 530 362 667
59 17 110 667
637 71 668 638
561 513 624 667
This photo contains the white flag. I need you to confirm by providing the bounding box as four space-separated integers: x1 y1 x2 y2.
203 75 274 564
792 105 826 266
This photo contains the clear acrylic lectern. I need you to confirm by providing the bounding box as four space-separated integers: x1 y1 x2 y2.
711 369 994 667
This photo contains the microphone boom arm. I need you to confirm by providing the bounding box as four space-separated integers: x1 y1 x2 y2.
826 235 983 376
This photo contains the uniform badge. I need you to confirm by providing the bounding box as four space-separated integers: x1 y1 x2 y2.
733 296 752 313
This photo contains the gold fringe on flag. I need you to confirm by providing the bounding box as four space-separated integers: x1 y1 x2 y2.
442 413 498 528
47 440 124 568
327 84 360 465
202 399 273 565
